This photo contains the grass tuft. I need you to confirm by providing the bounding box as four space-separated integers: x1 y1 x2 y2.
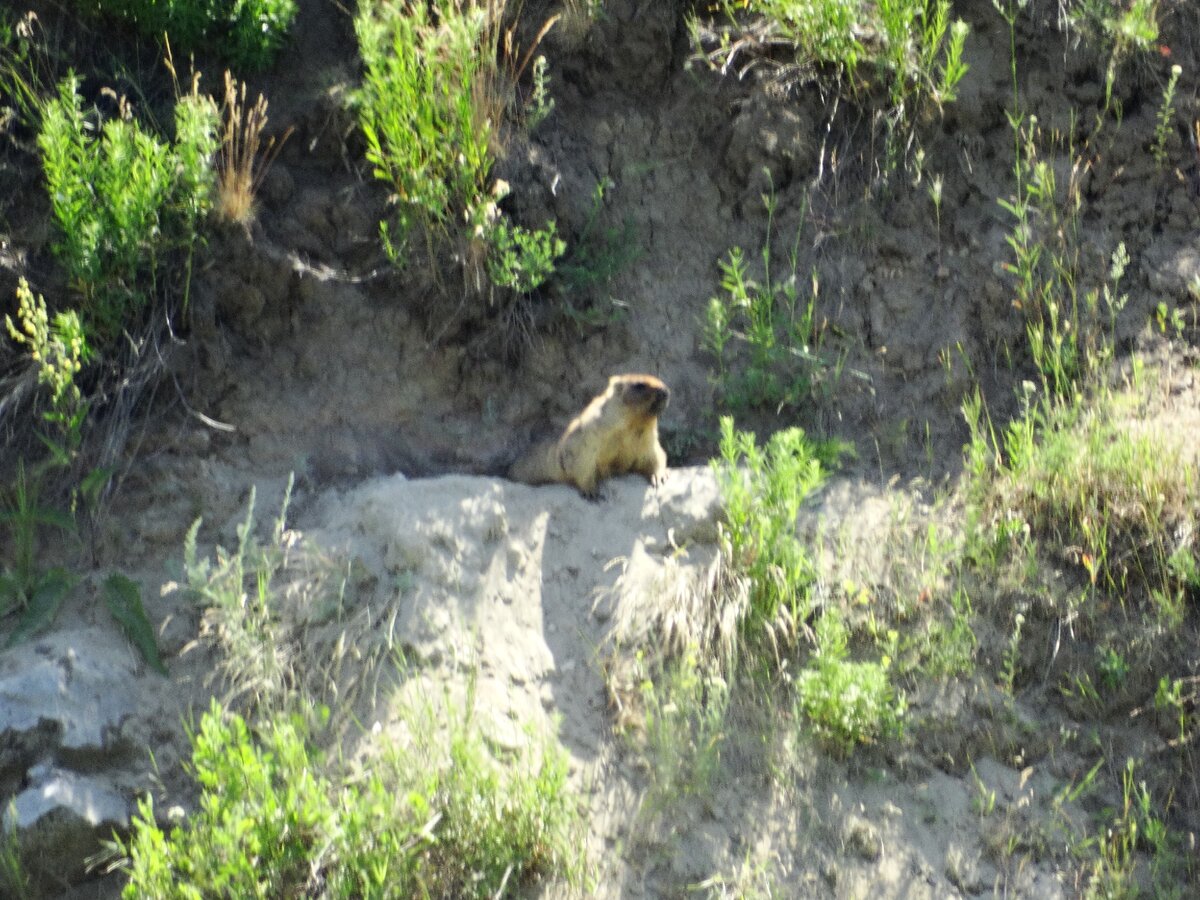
215 71 291 225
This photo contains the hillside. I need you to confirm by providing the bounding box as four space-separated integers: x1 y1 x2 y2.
1 0 1198 896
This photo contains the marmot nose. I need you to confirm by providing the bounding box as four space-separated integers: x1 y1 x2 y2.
651 389 670 414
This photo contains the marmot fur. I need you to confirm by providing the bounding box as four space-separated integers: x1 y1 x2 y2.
509 374 670 497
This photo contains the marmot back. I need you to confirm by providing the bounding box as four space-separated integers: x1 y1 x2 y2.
509 374 670 497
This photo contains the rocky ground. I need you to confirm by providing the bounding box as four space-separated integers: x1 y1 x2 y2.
2 0 1199 896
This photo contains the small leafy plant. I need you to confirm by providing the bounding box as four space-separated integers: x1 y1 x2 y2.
1152 64 1183 171
5 278 90 456
713 416 833 661
794 610 905 752
484 210 565 294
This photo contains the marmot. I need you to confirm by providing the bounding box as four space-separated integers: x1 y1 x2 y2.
509 374 670 497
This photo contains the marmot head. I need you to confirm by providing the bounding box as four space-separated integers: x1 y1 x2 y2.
612 374 670 418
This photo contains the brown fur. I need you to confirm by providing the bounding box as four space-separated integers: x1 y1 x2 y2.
509 374 670 497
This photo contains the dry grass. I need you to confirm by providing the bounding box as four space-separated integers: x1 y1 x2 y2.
599 543 747 730
216 71 292 225
555 0 600 52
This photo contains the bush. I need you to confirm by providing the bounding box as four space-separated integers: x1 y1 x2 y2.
794 610 904 752
354 0 562 296
118 703 338 898
38 72 218 340
73 0 297 71
117 693 583 898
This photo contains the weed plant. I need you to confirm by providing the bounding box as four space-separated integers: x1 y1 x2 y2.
556 0 604 51
0 10 46 131
0 461 76 647
851 512 978 684
5 278 90 455
75 0 297 71
632 647 730 816
1060 0 1160 118
998 115 1130 397
712 418 901 749
485 208 565 294
704 192 834 414
713 416 831 660
967 390 1196 628
557 178 640 325
183 481 295 710
1152 63 1182 171
39 72 218 340
1084 757 1184 897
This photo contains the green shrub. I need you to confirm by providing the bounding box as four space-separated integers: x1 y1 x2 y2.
484 214 565 295
38 73 218 340
73 0 297 71
355 0 561 295
119 702 338 898
356 0 492 249
117 692 583 898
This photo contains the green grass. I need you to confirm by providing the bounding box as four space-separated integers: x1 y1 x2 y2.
966 391 1195 626
182 480 297 710
632 647 730 817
